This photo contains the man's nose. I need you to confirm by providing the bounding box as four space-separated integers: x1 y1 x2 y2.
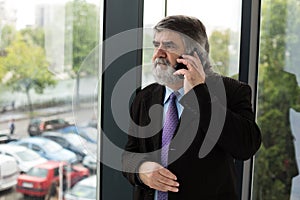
154 47 167 59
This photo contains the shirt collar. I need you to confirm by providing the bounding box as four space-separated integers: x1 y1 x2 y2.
163 86 184 104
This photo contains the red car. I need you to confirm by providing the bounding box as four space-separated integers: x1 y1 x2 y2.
16 160 89 198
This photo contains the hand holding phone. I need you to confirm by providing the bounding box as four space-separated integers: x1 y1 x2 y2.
174 48 207 72
174 56 188 71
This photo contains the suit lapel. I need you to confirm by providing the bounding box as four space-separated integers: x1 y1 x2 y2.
141 85 165 152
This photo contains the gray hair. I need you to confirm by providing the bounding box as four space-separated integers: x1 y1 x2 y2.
154 15 214 75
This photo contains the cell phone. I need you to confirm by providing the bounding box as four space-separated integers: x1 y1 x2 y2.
174 48 207 71
174 56 188 70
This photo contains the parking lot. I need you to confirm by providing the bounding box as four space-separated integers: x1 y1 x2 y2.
0 105 97 199
0 187 22 200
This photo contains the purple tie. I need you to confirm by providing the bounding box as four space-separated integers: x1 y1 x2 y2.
157 92 179 200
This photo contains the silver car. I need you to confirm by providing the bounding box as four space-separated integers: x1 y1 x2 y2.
64 175 96 200
0 154 19 191
0 144 47 173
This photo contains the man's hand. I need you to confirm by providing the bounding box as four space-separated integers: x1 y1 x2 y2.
138 161 179 192
173 51 206 94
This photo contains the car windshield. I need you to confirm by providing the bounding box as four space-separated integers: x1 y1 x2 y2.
79 128 97 141
16 149 42 161
64 134 86 146
43 141 62 152
27 167 48 178
31 119 41 124
70 185 96 198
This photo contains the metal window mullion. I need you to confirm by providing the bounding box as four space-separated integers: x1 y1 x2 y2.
238 0 261 200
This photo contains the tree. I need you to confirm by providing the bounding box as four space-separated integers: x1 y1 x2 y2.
253 0 300 199
65 0 100 106
209 29 230 75
20 27 45 48
0 61 4 80
0 33 56 115
209 29 239 77
0 25 16 80
0 25 16 50
142 30 156 85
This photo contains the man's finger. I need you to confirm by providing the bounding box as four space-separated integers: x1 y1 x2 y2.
158 168 177 180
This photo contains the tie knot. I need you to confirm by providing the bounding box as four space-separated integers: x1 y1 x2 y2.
169 92 177 101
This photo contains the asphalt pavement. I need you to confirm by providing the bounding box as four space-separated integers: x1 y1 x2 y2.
0 101 97 124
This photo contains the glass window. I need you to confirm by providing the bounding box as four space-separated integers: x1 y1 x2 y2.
0 0 102 198
16 149 41 161
70 185 97 198
44 140 63 152
54 167 59 177
27 167 48 178
142 0 242 87
252 0 300 199
142 0 166 87
32 144 42 152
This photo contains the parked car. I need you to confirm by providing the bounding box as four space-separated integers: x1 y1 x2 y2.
82 155 97 174
0 132 18 144
0 144 47 173
12 137 78 164
16 160 90 198
41 132 97 162
64 175 97 200
0 154 19 191
27 117 71 136
59 126 98 144
86 118 98 129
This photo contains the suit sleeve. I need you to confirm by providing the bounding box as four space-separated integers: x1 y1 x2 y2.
180 80 262 160
217 83 261 160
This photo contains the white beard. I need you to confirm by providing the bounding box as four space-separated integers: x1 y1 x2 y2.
152 58 183 86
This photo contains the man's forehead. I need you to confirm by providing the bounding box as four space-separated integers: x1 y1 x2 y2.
153 30 182 42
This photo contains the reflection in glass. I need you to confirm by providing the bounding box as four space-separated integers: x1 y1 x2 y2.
0 0 99 124
0 0 101 198
142 0 242 89
252 0 300 199
27 167 48 178
142 0 165 87
167 0 241 78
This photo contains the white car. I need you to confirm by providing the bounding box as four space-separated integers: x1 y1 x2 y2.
64 175 97 200
0 154 19 191
82 155 97 173
0 144 47 173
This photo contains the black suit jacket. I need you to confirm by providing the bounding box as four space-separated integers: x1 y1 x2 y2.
122 75 261 200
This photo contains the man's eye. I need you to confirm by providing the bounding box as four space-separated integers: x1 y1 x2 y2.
164 43 176 50
164 44 173 49
153 42 160 48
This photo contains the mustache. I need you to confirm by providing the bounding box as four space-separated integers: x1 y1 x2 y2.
154 58 171 66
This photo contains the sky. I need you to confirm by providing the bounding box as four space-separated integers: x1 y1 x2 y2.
144 0 242 34
3 0 243 78
5 0 100 29
5 0 241 32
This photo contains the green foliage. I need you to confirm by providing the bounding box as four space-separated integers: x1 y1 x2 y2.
0 33 56 113
0 25 16 49
253 0 300 199
20 27 45 48
1 33 56 91
209 29 239 77
65 0 100 106
142 31 155 76
0 25 16 80
254 145 289 200
65 0 100 75
209 29 230 75
0 63 4 80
